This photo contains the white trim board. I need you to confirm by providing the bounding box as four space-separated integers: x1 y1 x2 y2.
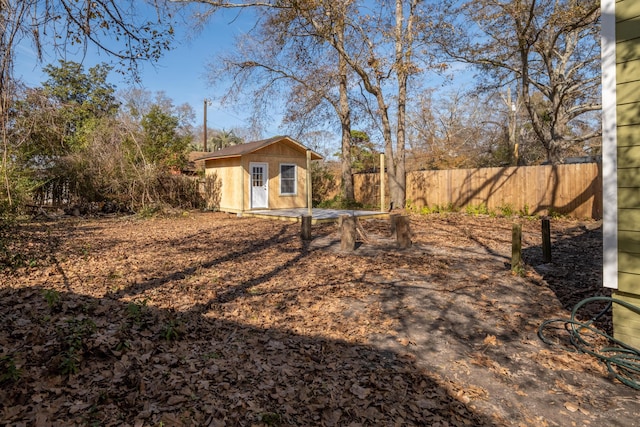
601 0 618 289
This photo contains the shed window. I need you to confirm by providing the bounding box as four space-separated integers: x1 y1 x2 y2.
280 164 296 195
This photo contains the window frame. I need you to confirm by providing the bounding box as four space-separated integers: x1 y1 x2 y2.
279 163 297 196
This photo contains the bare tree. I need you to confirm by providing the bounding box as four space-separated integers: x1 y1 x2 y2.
311 0 427 209
177 0 436 209
202 0 358 202
408 89 509 170
437 0 601 164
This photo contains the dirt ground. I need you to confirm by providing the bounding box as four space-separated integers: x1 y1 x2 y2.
1 211 639 426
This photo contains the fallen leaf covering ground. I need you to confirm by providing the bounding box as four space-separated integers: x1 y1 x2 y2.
1 211 639 426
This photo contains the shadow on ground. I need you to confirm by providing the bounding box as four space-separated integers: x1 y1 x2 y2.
524 222 611 331
0 216 495 426
0 284 495 426
1 214 638 427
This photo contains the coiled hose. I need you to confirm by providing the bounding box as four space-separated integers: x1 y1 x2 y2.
538 296 640 389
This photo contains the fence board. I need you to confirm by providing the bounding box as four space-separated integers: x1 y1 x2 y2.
351 163 602 219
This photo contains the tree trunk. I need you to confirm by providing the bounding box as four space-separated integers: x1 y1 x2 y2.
338 53 354 202
388 0 412 210
379 99 404 210
394 72 407 210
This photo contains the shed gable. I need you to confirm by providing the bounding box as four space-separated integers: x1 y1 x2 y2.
252 140 306 159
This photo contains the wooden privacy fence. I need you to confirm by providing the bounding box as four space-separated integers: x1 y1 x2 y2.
352 163 602 219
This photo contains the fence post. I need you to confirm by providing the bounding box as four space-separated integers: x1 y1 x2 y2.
306 149 312 216
542 218 552 263
380 153 385 212
301 215 312 241
512 223 522 273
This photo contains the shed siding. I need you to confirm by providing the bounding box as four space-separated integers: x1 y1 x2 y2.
615 0 640 348
202 137 315 213
205 157 243 212
242 143 309 210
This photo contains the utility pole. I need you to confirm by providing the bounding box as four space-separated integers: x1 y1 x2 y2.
203 99 211 152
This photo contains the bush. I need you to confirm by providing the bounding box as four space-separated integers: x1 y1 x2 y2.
317 195 365 210
465 204 490 216
311 162 338 207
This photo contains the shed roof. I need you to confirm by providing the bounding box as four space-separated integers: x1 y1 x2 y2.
196 135 322 161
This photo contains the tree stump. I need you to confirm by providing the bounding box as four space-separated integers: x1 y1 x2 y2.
389 213 400 238
394 215 412 249
340 214 357 251
301 215 312 241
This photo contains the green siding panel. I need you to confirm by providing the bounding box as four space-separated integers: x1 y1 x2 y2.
612 294 640 328
618 272 640 305
613 292 640 308
617 39 640 64
617 125 640 147
617 187 640 209
612 330 640 350
612 292 640 349
618 168 640 186
613 322 640 338
616 1 640 348
617 103 640 126
618 273 640 294
617 145 640 168
617 0 640 22
619 252 640 278
619 209 640 231
618 17 640 43
613 316 640 337
617 59 640 85
618 81 640 105
620 231 640 254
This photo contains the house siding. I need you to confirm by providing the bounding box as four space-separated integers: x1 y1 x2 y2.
613 291 640 348
614 0 640 349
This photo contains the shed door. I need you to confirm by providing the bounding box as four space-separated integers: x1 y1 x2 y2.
250 162 268 209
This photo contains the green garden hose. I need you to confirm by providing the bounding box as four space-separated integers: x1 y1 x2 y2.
538 296 640 389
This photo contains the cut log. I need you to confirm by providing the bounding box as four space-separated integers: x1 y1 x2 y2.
394 215 412 249
340 215 357 251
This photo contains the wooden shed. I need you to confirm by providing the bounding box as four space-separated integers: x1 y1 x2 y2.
602 0 640 348
198 135 322 213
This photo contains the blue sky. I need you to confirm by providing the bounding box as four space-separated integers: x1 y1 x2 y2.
14 8 269 136
12 4 471 153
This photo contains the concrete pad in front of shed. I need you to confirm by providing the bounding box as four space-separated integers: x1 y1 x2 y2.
242 208 389 224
